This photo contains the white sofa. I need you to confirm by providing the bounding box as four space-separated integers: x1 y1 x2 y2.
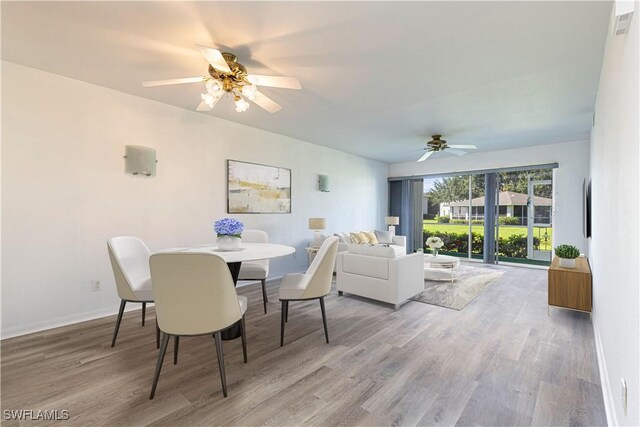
336 245 424 310
337 235 406 255
330 234 406 272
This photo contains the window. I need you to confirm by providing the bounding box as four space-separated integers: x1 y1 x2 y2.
513 205 526 217
534 206 552 224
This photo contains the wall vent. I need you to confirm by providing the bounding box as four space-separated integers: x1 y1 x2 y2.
614 1 634 35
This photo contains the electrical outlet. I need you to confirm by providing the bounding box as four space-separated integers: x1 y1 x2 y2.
91 280 101 292
621 378 627 416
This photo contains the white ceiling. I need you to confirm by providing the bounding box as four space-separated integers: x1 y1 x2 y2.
1 1 611 163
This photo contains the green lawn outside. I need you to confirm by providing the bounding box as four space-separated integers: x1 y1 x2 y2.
423 220 553 251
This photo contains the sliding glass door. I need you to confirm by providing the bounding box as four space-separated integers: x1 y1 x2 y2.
422 174 484 260
496 168 553 265
528 179 553 262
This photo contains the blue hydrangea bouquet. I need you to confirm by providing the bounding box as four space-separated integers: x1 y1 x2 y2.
214 218 244 238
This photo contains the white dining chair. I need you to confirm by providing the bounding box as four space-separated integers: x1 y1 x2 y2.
237 230 270 314
148 252 248 399
278 236 339 347
107 236 158 348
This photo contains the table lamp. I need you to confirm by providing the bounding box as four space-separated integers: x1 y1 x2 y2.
308 218 327 247
385 216 399 236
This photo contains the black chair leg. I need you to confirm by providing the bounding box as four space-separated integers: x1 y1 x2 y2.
320 297 329 344
155 319 160 349
111 300 126 347
261 279 268 314
173 336 179 365
142 302 146 326
285 300 289 323
149 332 170 399
213 332 228 397
240 315 248 363
280 301 286 347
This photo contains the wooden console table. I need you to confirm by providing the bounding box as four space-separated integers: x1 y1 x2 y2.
548 256 592 319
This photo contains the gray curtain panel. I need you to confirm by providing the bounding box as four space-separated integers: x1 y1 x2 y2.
389 179 423 252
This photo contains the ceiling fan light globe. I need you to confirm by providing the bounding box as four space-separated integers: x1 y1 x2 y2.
234 97 249 112
206 79 223 95
201 92 217 107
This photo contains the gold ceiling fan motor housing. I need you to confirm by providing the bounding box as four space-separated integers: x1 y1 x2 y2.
208 53 250 93
428 134 448 152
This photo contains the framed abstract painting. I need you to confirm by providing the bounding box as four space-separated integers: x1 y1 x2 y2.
227 160 291 214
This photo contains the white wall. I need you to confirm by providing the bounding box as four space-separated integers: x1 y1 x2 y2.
589 5 639 426
1 61 389 338
389 140 590 253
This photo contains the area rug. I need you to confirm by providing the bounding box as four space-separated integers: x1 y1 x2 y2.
411 265 505 310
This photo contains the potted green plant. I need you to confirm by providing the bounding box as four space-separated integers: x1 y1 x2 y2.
554 244 580 268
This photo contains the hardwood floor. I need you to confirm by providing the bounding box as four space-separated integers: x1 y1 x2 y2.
1 263 606 426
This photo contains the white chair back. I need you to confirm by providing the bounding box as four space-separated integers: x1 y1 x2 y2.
242 230 269 244
302 237 339 299
241 230 269 270
149 252 243 336
107 236 151 301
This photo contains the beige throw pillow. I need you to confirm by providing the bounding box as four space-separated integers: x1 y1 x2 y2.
350 232 366 244
363 231 379 245
358 232 371 244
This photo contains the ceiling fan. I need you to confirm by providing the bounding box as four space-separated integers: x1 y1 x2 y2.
142 45 301 114
417 135 478 162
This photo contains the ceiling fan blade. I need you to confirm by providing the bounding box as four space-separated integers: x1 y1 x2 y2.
447 148 468 156
142 77 204 87
196 100 212 111
196 94 222 111
448 144 478 150
251 90 282 113
196 44 232 74
417 150 435 162
246 74 302 90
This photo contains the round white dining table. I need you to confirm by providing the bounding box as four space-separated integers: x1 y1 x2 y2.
162 242 296 263
156 242 296 339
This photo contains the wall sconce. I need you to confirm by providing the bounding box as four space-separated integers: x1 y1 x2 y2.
385 216 399 236
318 174 329 192
124 145 157 177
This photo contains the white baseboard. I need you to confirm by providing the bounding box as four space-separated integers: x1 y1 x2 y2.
0 303 150 340
1 275 298 340
593 312 617 427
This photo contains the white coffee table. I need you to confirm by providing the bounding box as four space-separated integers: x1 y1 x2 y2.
424 254 461 283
